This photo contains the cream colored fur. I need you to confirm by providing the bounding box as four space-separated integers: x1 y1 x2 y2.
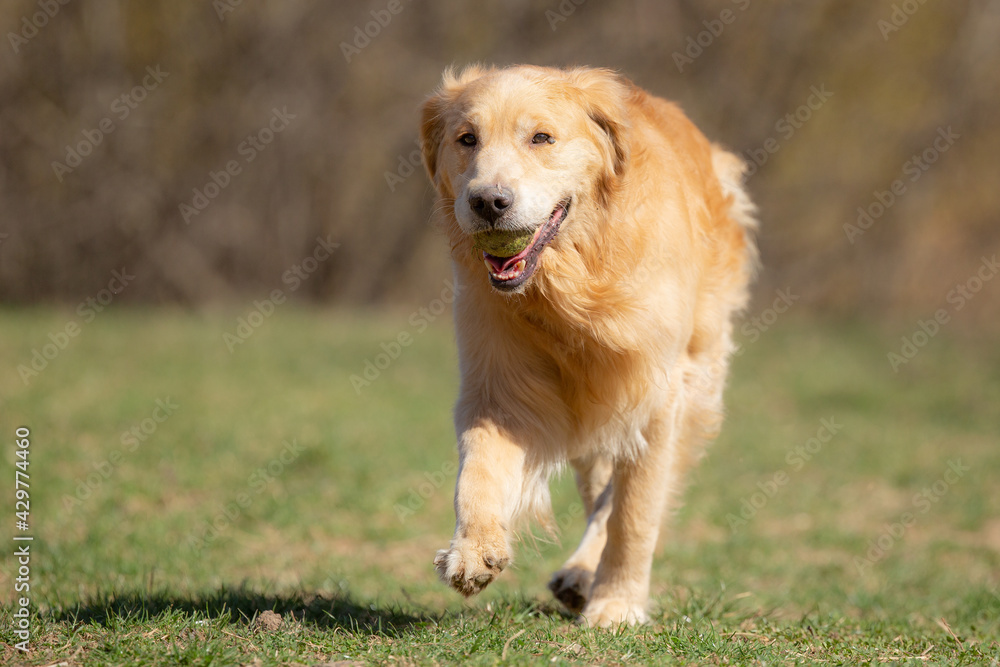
420 65 757 627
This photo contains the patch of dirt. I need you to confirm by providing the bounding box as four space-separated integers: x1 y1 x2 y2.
252 610 282 632
953 518 1000 551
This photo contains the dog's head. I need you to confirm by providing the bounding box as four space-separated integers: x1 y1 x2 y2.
421 65 630 293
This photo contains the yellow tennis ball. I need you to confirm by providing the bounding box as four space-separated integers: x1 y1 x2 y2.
472 230 534 257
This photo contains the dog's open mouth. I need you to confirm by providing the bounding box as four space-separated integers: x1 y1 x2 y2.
482 199 569 291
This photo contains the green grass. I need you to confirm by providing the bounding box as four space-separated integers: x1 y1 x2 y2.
1 306 998 665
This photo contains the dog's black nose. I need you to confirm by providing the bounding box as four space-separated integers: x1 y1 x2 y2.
469 186 514 224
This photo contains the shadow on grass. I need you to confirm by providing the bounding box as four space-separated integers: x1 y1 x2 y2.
46 584 431 637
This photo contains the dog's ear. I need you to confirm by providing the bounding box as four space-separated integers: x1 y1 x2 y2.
567 68 631 186
420 65 491 189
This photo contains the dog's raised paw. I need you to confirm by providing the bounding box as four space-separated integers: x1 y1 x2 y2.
433 538 510 597
548 566 594 614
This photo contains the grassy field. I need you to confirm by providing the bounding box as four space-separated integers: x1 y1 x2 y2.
1 306 998 665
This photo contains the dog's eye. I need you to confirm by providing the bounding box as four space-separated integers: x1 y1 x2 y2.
532 133 554 144
458 133 477 146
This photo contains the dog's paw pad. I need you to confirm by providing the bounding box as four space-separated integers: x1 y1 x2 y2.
548 566 593 614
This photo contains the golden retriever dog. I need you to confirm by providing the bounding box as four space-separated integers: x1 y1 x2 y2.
419 64 757 627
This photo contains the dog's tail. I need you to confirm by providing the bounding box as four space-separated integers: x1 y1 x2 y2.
711 145 760 278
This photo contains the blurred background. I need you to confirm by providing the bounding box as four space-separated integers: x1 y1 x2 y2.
2 5 999 662
2 0 998 323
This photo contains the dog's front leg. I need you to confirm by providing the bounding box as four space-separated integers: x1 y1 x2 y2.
434 420 525 596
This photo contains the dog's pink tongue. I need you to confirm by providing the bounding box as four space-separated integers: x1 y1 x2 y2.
484 254 507 273
484 244 531 273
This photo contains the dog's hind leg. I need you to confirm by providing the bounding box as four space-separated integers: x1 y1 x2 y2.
548 453 614 613
581 396 687 628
